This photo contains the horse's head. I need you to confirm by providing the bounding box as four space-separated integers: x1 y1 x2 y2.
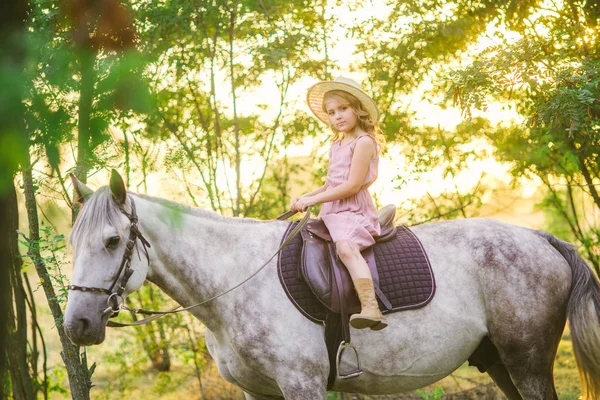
64 170 150 346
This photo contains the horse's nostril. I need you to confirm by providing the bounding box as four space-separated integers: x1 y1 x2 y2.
65 314 102 346
80 317 90 332
73 317 92 338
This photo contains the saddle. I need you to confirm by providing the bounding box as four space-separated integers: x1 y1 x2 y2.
277 205 436 389
300 204 397 315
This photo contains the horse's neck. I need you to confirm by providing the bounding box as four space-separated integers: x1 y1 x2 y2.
134 195 281 328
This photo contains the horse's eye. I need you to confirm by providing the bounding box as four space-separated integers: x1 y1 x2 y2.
106 236 120 249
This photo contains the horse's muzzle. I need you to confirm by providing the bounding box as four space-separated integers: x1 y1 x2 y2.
64 315 107 346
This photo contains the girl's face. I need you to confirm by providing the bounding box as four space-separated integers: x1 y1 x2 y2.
324 97 358 133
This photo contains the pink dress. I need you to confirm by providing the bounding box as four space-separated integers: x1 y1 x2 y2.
319 134 381 250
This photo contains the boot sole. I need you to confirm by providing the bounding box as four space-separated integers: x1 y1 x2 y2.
370 320 388 331
350 315 385 330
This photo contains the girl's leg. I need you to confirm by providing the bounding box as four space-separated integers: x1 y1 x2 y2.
335 241 371 280
336 241 387 330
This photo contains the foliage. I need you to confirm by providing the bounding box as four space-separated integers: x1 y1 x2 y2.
20 226 70 310
47 367 69 396
358 0 600 272
24 0 152 184
444 2 600 272
353 0 542 137
100 297 217 398
16 0 147 397
350 1 536 224
393 118 495 224
100 336 148 398
417 387 445 400
126 283 176 372
135 0 333 216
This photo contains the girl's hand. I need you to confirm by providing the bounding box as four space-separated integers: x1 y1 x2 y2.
294 196 316 212
290 197 300 212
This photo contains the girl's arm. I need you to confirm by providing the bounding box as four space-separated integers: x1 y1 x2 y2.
295 137 375 210
303 184 328 197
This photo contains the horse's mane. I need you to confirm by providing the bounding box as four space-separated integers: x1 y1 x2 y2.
132 192 267 225
70 186 126 250
70 187 267 250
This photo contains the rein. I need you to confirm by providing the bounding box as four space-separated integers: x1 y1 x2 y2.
69 195 309 328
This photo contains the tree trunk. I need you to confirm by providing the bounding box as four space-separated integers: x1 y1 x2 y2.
21 152 94 400
6 183 36 400
0 0 30 395
75 49 95 185
228 1 241 216
73 48 96 223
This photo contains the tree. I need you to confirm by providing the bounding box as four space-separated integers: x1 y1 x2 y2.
135 0 331 217
446 2 600 273
349 1 526 223
15 0 152 397
1 0 35 397
356 0 600 272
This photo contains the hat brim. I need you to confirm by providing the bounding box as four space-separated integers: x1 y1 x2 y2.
306 81 379 125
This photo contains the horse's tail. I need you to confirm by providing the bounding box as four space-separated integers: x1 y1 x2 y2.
543 232 600 400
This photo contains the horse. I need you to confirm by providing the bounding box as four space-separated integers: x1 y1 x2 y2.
64 171 600 400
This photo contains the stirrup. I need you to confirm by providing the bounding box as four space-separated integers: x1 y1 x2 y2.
336 341 362 379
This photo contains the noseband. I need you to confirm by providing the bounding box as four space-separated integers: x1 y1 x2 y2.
68 195 151 317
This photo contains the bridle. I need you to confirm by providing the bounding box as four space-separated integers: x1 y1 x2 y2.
68 196 152 319
68 195 308 327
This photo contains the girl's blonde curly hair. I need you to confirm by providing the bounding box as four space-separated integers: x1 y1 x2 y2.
322 90 386 153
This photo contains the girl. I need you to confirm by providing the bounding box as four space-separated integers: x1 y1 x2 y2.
291 76 387 331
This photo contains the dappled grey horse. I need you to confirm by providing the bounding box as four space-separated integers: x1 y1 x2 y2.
64 171 600 399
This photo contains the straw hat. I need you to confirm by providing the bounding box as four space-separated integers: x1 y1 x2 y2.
306 77 380 125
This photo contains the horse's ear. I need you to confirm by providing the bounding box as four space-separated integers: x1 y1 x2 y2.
109 169 127 205
70 174 94 204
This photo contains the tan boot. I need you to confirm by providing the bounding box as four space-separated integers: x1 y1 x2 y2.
350 278 388 331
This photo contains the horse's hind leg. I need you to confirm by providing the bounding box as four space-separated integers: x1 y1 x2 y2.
482 345 558 399
485 326 562 399
479 232 570 399
507 369 558 399
489 321 563 399
470 337 522 399
486 363 522 400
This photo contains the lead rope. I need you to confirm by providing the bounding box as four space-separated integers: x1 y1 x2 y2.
107 209 310 327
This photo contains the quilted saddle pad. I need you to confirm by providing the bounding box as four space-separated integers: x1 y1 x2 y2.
277 222 436 323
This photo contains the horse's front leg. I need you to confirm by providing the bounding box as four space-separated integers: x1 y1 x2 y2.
243 383 327 400
279 385 327 400
276 372 328 400
243 392 283 400
241 380 327 400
